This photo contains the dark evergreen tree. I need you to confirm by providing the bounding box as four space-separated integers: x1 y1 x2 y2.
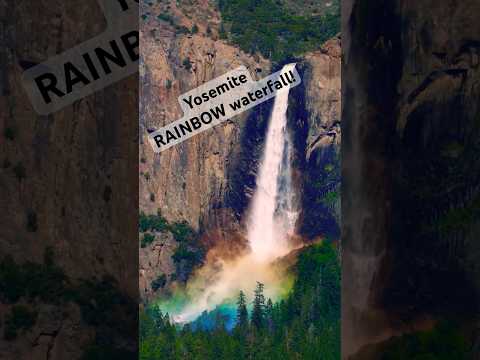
236 290 249 331
139 242 343 359
214 311 227 331
251 282 266 330
219 23 227 39
265 298 274 332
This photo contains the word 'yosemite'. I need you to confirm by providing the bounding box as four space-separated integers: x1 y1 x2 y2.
182 75 249 110
148 64 301 152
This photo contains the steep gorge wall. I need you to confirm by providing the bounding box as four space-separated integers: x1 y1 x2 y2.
0 0 138 358
343 0 480 358
300 38 341 240
140 0 270 232
139 0 341 301
0 0 137 289
139 0 272 301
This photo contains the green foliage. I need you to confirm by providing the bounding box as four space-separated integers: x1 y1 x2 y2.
151 274 167 291
139 212 169 233
306 146 341 238
169 221 194 243
172 243 200 265
70 276 130 329
141 233 156 248
219 23 227 39
218 0 340 61
139 212 203 279
382 321 470 360
293 241 340 325
139 213 196 242
4 127 15 140
435 195 480 234
324 163 334 172
157 13 174 24
251 282 266 329
0 249 67 304
0 251 133 355
183 58 192 70
13 162 26 181
0 249 131 331
236 290 248 331
140 242 340 359
441 141 464 159
4 305 37 340
175 25 191 34
322 190 339 208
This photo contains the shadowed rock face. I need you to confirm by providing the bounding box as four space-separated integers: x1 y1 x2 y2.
1 0 137 290
343 0 480 358
0 1 138 358
299 38 342 241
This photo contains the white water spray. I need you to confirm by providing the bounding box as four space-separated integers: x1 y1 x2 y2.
247 63 298 261
171 64 299 323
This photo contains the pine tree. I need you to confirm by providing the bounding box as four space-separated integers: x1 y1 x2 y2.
151 304 165 330
251 282 266 330
219 23 227 39
236 290 248 330
214 311 226 331
265 298 274 332
140 242 341 359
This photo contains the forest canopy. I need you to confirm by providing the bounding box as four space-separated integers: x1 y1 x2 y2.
140 242 340 360
217 0 340 61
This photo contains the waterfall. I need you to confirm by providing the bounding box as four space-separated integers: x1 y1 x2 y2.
170 64 298 324
247 63 298 261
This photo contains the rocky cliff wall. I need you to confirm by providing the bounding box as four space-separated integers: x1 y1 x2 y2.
0 1 138 359
300 37 342 240
139 0 341 302
342 0 480 358
140 0 270 231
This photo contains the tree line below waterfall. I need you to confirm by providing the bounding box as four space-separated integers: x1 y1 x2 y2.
139 242 340 360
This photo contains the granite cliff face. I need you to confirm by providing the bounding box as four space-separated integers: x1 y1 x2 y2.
139 0 271 301
139 0 341 302
1 0 137 289
0 1 137 359
343 0 480 358
140 0 270 231
301 38 342 240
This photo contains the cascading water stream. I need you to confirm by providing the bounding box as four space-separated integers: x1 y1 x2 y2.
247 63 298 261
170 64 298 324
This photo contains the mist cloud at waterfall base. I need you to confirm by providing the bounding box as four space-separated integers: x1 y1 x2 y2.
158 246 295 325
